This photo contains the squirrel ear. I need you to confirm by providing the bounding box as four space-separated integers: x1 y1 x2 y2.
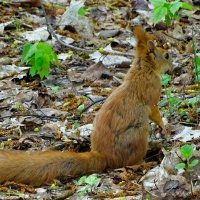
147 41 155 53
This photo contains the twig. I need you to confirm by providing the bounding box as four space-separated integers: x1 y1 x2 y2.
0 114 60 121
102 50 133 57
41 5 93 52
83 97 106 112
68 97 106 121
40 4 133 57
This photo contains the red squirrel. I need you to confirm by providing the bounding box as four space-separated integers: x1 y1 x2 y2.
0 26 172 186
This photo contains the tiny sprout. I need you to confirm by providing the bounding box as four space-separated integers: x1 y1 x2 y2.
108 37 113 42
34 127 39 132
99 47 105 54
77 104 85 113
67 50 74 55
50 183 57 189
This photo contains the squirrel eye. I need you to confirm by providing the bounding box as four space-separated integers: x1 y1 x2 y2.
164 53 169 60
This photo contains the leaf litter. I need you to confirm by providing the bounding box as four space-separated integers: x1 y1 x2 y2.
0 0 200 199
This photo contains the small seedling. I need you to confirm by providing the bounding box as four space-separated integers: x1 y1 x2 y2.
175 144 199 173
72 121 80 129
193 56 200 82
160 89 182 120
13 17 22 31
21 42 59 79
187 97 200 107
161 74 172 87
108 37 113 42
99 47 105 54
192 36 200 83
51 86 60 94
33 127 39 132
77 104 85 114
78 7 88 16
77 175 101 197
150 0 192 25
50 183 57 189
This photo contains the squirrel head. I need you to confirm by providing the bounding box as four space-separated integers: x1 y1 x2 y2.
133 26 172 74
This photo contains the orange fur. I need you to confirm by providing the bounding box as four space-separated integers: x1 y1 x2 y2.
0 26 172 185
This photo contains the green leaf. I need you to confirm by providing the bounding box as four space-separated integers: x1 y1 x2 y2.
21 42 32 64
175 163 186 170
169 1 182 15
35 50 50 79
85 175 100 186
180 144 193 159
195 57 200 67
152 6 168 24
29 65 37 77
159 98 168 107
149 0 166 7
193 67 200 74
188 159 199 168
172 14 179 20
77 176 87 185
51 86 60 93
72 121 80 129
166 89 172 96
78 7 87 16
78 187 89 197
39 64 50 79
77 104 85 113
181 3 192 10
22 41 59 80
195 74 200 82
99 47 105 54
165 14 171 26
188 97 200 106
168 96 178 104
161 74 172 86
21 42 37 64
37 42 55 59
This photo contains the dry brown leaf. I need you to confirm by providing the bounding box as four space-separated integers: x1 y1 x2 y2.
81 61 106 81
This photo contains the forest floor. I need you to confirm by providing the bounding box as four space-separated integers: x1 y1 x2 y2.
0 0 200 199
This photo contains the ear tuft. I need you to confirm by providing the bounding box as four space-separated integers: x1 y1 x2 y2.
133 25 147 43
133 26 155 46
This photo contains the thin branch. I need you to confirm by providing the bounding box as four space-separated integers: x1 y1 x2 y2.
0 114 60 121
83 97 106 112
41 4 133 57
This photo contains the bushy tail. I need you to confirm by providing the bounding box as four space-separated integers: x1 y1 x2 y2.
0 150 106 186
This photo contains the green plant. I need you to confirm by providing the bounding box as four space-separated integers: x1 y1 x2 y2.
150 0 192 25
187 96 200 107
193 56 200 82
21 42 59 79
160 92 200 123
78 7 87 16
51 86 60 94
13 17 22 31
160 89 182 119
2 0 11 5
161 74 172 87
77 104 85 114
175 144 199 173
72 121 80 129
192 34 200 83
146 193 152 200
77 175 101 197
